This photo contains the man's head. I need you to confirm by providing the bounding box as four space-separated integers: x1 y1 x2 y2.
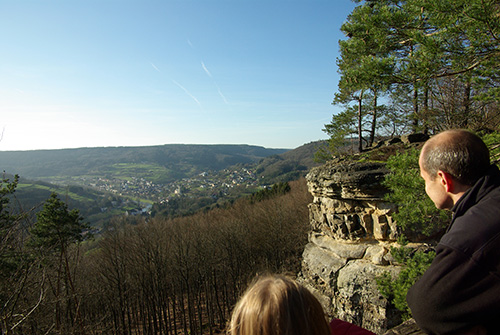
419 129 490 209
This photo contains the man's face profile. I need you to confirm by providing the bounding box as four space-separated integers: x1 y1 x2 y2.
419 150 454 210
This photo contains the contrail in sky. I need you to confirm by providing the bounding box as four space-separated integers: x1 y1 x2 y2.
201 62 212 78
151 63 161 72
201 61 229 104
172 80 202 107
215 83 229 105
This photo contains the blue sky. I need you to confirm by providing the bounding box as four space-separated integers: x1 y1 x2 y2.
0 0 357 151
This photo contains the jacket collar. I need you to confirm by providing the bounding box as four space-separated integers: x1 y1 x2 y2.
451 165 500 219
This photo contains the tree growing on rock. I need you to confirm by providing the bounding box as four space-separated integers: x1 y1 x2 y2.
325 0 500 153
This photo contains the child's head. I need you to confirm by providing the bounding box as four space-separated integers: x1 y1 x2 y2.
227 274 330 335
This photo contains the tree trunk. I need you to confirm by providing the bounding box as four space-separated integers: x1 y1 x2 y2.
423 86 429 135
461 81 471 128
369 90 378 147
413 84 419 131
357 91 364 152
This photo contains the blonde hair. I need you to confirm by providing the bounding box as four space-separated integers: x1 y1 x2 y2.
227 275 330 335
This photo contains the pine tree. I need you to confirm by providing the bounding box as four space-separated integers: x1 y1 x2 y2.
326 0 500 148
30 193 90 334
30 193 88 252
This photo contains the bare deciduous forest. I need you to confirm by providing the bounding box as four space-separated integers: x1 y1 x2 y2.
1 177 311 335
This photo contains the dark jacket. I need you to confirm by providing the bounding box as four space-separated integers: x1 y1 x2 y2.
407 165 500 334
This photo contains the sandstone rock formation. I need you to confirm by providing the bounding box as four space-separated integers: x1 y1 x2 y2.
298 161 405 334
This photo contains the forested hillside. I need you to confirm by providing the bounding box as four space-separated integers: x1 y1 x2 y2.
0 144 288 182
1 176 311 335
255 140 325 183
1 143 322 226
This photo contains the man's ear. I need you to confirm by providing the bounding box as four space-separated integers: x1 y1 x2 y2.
437 170 454 193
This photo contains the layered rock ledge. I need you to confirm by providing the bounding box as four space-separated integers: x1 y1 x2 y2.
298 161 409 334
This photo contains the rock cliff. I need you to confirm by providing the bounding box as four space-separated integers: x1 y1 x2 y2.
297 136 432 334
298 160 408 334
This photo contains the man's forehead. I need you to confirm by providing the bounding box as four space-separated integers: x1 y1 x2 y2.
419 164 426 177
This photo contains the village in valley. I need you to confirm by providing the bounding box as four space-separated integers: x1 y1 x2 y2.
68 166 262 216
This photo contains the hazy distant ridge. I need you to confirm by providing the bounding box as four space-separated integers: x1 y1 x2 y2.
0 144 289 182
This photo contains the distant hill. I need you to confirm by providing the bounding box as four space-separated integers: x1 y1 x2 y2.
1 142 326 227
255 141 327 183
0 144 289 183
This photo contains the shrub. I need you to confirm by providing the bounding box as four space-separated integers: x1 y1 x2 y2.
382 147 450 239
481 131 500 164
379 147 448 318
377 244 435 320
